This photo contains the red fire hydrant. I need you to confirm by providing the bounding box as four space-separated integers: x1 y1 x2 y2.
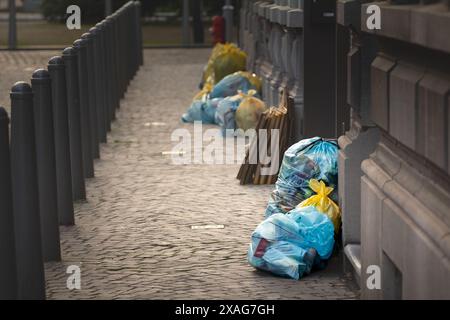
210 16 225 45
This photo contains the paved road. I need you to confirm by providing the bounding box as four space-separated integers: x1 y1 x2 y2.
1 49 359 299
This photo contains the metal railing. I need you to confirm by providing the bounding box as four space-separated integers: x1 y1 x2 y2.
0 1 143 300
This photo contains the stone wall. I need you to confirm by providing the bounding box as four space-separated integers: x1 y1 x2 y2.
359 0 450 299
240 0 450 299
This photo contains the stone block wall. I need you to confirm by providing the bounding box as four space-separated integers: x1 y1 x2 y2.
240 0 450 299
359 0 450 299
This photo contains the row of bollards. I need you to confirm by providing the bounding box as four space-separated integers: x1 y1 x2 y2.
0 1 143 300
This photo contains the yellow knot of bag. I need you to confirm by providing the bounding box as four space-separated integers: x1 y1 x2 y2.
298 179 341 233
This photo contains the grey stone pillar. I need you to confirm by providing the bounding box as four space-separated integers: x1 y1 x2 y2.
268 23 283 106
287 0 304 142
336 0 380 287
257 2 275 104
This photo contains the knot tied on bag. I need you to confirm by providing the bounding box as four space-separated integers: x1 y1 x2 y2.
298 179 341 233
310 179 333 197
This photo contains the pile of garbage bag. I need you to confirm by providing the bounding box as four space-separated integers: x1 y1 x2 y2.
247 137 341 280
248 205 335 280
183 43 265 133
265 137 339 218
201 43 247 87
181 97 223 124
215 92 245 134
210 71 260 99
183 67 266 135
214 90 267 135
235 92 266 131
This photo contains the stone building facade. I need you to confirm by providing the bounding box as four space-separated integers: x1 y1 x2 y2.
239 0 450 299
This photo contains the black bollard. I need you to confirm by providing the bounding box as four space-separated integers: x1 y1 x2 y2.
89 26 107 144
105 19 117 122
73 39 94 179
95 22 111 133
114 14 124 99
125 6 133 84
0 107 17 300
62 47 86 201
31 69 61 262
132 2 140 74
10 82 46 300
81 33 100 160
48 57 75 226
106 16 120 113
100 21 115 125
135 0 144 67
116 11 126 99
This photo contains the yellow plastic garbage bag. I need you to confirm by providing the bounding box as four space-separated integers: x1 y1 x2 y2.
298 179 341 233
235 90 267 131
213 44 247 83
202 43 225 85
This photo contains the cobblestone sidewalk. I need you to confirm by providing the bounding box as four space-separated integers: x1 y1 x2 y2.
1 49 359 300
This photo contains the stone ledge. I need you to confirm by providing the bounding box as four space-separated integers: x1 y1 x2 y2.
277 5 290 25
362 2 450 54
269 4 281 22
287 8 304 28
363 140 450 259
344 244 362 286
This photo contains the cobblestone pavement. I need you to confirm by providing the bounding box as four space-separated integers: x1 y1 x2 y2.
1 49 359 300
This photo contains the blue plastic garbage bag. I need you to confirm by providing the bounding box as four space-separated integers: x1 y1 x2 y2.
248 206 335 280
210 72 256 99
214 95 243 135
181 98 223 123
265 137 339 217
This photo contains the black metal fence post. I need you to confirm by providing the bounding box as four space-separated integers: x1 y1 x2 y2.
96 22 112 133
73 39 95 179
10 82 46 300
106 16 120 114
48 56 75 226
0 107 17 300
62 47 86 201
135 0 144 67
89 26 107 144
105 19 116 123
81 33 100 160
126 4 134 84
31 69 61 262
0 1 144 300
115 10 126 99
